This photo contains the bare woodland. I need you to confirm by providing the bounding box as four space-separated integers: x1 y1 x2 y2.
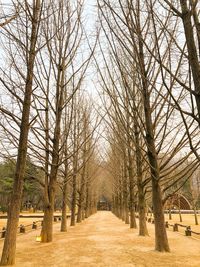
0 0 199 265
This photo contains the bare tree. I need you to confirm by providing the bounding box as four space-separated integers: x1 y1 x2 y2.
0 1 42 265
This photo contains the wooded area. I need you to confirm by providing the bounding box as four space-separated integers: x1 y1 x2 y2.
0 0 200 266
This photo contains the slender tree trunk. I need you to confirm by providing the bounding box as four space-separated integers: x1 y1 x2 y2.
122 170 128 222
77 182 85 223
138 186 148 236
61 122 69 232
41 192 54 242
77 202 82 223
168 199 173 220
116 196 120 217
71 102 79 226
119 191 123 219
152 180 169 252
71 172 77 226
114 195 118 217
193 202 198 225
129 177 137 228
178 197 182 222
85 184 89 218
0 2 41 265
116 195 120 218
130 208 137 228
169 207 172 220
81 208 85 220
139 29 170 251
134 114 148 236
77 136 86 223
125 198 129 224
121 201 125 221
134 119 148 234
88 196 92 216
61 182 68 232
41 57 65 242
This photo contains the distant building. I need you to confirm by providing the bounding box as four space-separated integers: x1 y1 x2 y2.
97 196 111 211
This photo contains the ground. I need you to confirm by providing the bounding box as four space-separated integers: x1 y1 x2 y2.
0 211 200 266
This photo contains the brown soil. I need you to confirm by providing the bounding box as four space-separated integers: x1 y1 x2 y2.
0 211 200 266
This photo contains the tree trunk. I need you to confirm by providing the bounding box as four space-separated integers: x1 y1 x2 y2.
130 208 137 229
41 204 54 242
127 147 137 228
61 182 68 232
178 197 182 222
138 186 148 236
81 209 85 220
125 203 129 224
118 192 123 219
139 31 170 251
169 208 172 220
77 167 86 223
121 203 125 221
193 204 198 225
114 195 119 217
61 134 69 232
152 180 170 252
71 173 77 226
77 203 82 223
41 177 56 242
85 185 89 218
134 118 147 233
41 58 65 241
116 196 120 218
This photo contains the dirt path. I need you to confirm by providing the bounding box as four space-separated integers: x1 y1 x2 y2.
0 211 200 266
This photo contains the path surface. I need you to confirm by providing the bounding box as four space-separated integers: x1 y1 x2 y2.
0 211 200 266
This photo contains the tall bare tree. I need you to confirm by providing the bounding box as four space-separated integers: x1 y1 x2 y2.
0 1 42 265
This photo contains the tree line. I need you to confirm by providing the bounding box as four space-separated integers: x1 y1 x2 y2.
0 0 200 265
96 0 200 253
0 1 101 265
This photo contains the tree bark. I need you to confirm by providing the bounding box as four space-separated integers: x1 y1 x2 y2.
71 171 77 226
138 186 148 236
40 199 54 242
61 182 68 232
178 197 182 222
128 166 137 228
152 180 169 251
85 184 89 218
194 205 198 225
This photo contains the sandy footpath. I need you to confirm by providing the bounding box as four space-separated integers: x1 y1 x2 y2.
0 211 200 267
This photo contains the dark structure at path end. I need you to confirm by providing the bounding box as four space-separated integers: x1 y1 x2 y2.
97 196 111 211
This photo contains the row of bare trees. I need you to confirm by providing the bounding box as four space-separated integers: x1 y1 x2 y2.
96 0 200 253
0 0 200 264
0 1 100 265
